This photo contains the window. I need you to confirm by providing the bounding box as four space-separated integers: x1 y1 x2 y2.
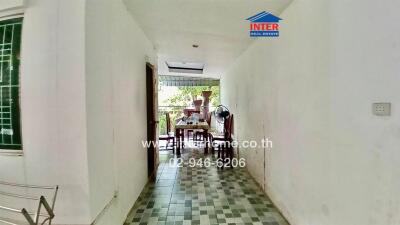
0 17 23 150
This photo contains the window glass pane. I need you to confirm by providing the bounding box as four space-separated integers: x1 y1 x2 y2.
0 17 23 150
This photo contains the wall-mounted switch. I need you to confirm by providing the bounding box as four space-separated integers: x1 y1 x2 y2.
372 103 391 116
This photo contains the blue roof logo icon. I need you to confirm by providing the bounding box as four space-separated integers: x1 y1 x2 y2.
246 11 282 23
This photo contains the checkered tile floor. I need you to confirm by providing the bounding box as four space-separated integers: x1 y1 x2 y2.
124 149 289 225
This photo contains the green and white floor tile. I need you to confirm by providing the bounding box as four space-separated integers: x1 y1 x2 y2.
124 149 289 225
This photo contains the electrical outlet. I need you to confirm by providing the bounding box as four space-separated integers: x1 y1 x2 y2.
372 103 391 116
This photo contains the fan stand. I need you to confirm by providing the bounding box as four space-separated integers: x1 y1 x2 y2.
217 116 233 169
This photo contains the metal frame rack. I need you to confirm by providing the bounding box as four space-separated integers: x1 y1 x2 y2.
0 181 58 225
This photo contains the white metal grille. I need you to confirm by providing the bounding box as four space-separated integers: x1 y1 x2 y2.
0 18 22 150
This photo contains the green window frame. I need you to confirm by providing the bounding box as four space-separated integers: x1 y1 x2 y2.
0 17 23 150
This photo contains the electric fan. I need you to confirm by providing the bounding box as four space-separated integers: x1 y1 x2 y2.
214 105 230 124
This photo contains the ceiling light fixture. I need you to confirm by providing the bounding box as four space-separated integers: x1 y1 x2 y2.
166 61 204 74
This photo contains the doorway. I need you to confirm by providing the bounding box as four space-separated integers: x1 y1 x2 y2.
157 75 221 152
146 63 159 179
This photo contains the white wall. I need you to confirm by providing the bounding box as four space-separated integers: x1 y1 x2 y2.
0 0 24 12
221 0 400 225
0 0 91 224
329 0 400 224
85 0 155 224
0 0 155 224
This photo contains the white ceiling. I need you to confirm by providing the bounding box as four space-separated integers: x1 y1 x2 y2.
124 0 292 78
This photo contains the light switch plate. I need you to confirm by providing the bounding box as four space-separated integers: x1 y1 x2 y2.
372 103 391 116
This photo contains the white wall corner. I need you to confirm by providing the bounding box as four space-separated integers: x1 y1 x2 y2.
0 0 25 17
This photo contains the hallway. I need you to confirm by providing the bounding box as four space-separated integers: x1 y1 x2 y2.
1 0 400 225
124 150 289 225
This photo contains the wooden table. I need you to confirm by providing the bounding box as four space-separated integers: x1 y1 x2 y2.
175 120 210 155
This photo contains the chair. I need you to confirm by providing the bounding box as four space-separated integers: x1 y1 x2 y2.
159 112 175 151
186 110 200 140
194 112 212 142
210 115 234 166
